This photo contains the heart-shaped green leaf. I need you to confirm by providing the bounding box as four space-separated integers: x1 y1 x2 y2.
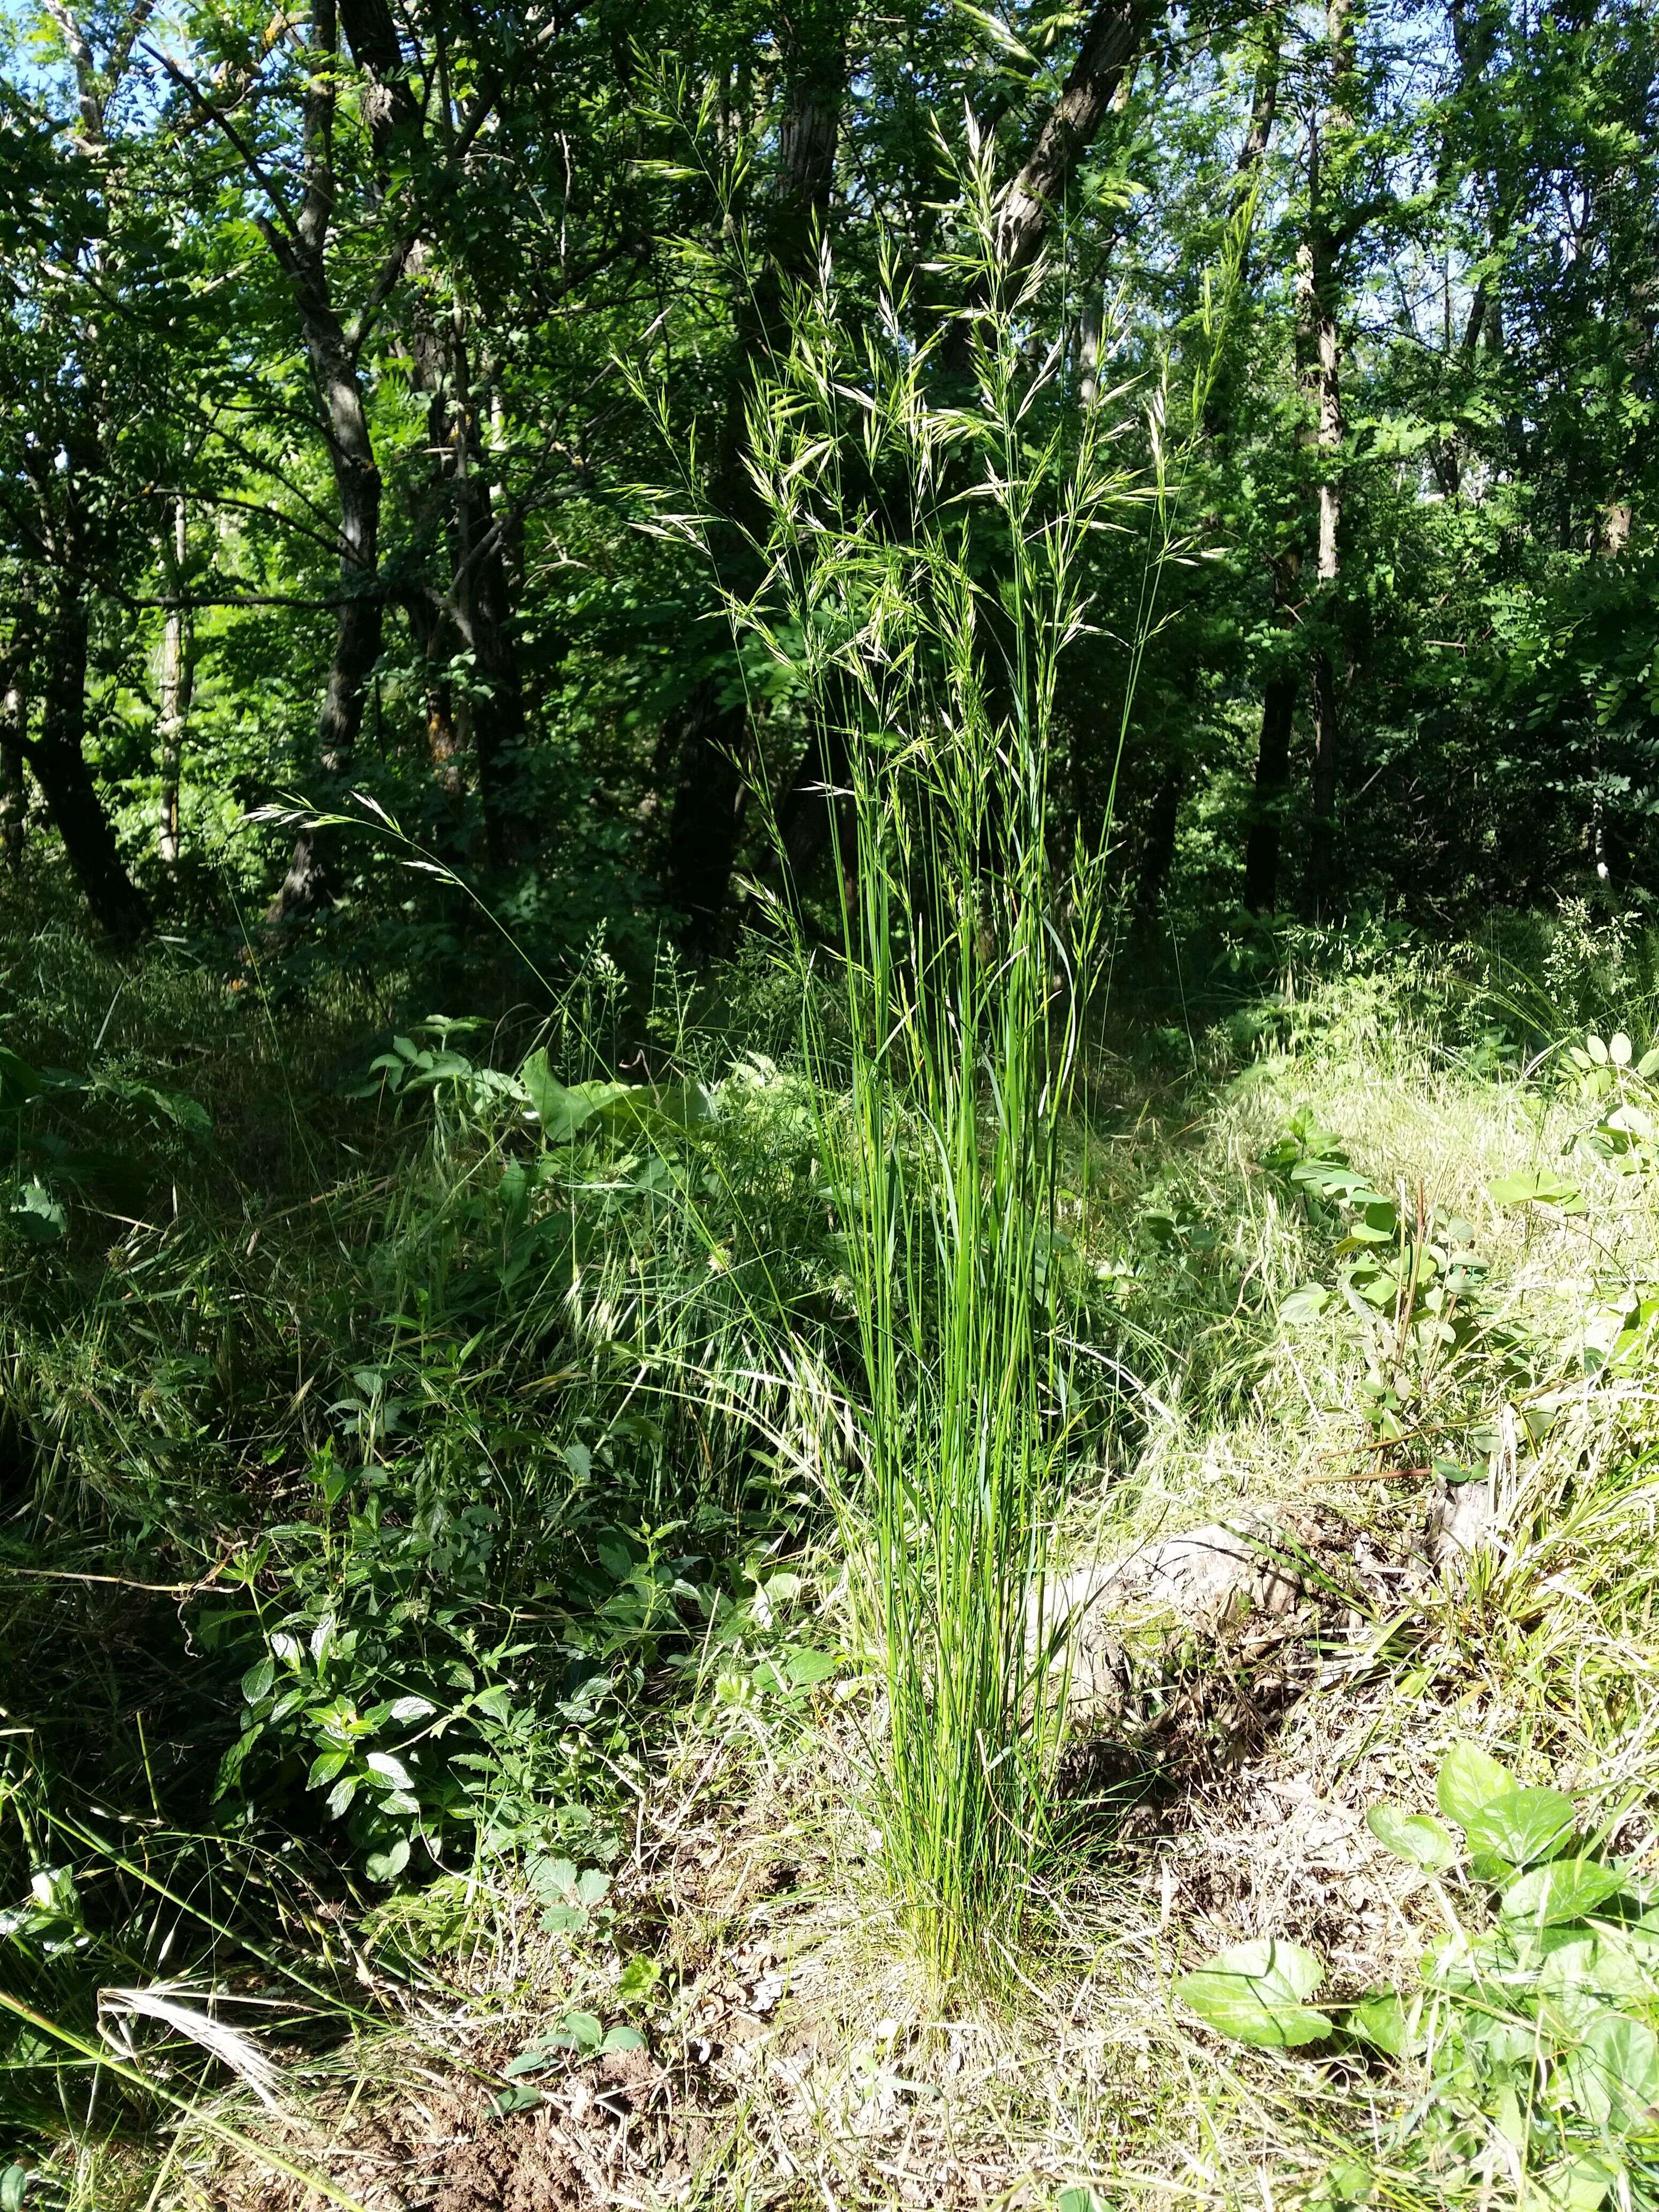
1464 1785 1576 1870
1437 1743 1516 1827
364 1835 410 1885
1177 1940 1332 2048
784 1647 838 1688
1366 1803 1459 1870
1501 1857 1628 1927
1349 1992 1416 2055
1563 2013 1659 2129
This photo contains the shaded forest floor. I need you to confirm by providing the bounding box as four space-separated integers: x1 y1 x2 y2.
6 895 1659 2209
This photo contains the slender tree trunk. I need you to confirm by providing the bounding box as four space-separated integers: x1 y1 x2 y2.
28 587 151 942
1137 765 1185 915
996 0 1149 278
663 686 750 943
406 591 465 801
410 301 529 862
266 310 383 918
1244 670 1297 913
21 8 150 936
264 0 388 923
446 343 526 865
1206 10 1293 907
660 4 853 953
1303 0 1353 918
157 495 191 870
1 666 26 871
940 0 1149 385
779 0 1157 908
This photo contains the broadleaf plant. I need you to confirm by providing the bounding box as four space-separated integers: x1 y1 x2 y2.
1179 1745 1659 2204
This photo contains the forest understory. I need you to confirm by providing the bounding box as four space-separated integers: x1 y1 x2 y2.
9 898 1659 2211
7 0 1659 2198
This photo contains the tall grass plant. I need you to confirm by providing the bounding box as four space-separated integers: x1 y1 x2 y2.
642 140 1164 1977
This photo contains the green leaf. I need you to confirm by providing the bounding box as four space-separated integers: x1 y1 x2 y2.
540 1904 586 1934
1562 2013 1659 2129
1325 2156 1373 2206
1464 1785 1576 1870
1 2164 28 2211
1279 1283 1333 1325
617 1954 661 2005
1543 2155 1623 2212
607 1080 714 1135
574 1867 610 1908
0 1045 42 1107
9 1182 65 1241
783 1647 838 1689
1176 1940 1333 2047
519 1052 629 1143
527 1855 579 1903
490 2083 545 2116
1501 1858 1628 1927
1538 1934 1655 2006
1490 1171 1585 1213
1365 1803 1459 1870
1349 1993 1414 2056
601 2024 645 2053
365 1750 414 1791
241 1657 275 1705
1436 1742 1517 1827
364 1836 410 1884
561 2009 603 2055
1432 1457 1485 1485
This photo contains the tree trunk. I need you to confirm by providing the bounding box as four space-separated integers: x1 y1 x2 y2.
157 495 191 870
266 300 382 917
778 714 852 892
1302 0 1352 920
442 338 527 865
662 684 750 952
1136 764 1184 915
264 0 387 924
996 0 1149 279
1244 671 1297 913
1 666 26 871
776 0 1157 905
1207 9 1298 914
409 296 528 859
407 590 465 802
28 588 151 943
659 4 851 951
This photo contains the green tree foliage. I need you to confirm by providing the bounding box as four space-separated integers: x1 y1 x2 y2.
0 0 1655 960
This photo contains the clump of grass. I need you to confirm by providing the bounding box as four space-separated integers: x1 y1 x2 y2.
646 167 1162 1977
